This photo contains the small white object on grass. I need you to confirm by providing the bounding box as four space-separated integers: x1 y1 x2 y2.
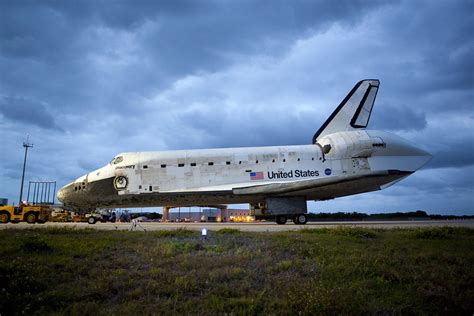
201 228 207 238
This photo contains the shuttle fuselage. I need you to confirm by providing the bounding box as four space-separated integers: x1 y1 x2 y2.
57 80 432 224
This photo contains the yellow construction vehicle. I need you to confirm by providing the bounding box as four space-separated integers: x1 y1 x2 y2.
50 209 71 222
0 204 51 224
72 213 87 222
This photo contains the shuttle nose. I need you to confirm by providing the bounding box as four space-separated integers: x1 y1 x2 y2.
409 146 432 170
367 131 432 172
56 187 65 202
56 182 74 204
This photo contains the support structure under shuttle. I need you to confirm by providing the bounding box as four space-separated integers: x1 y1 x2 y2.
57 80 432 224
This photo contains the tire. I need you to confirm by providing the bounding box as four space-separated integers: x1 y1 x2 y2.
293 214 308 225
88 217 97 224
0 211 10 224
25 212 37 224
276 215 287 225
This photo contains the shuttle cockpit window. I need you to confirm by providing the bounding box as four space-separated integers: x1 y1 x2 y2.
110 156 124 165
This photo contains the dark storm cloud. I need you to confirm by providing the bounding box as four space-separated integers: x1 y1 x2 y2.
0 0 391 121
371 103 427 132
428 140 474 169
0 0 393 93
377 0 474 94
177 106 316 149
0 96 63 131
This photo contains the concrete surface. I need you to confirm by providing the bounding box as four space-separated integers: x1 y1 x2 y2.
1 220 473 232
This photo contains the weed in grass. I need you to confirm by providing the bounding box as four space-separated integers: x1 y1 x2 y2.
229 267 243 278
299 226 377 238
175 276 197 291
66 301 105 316
19 237 52 253
300 227 331 234
158 241 195 256
42 226 96 235
151 227 195 238
204 243 225 253
225 297 260 314
215 228 241 234
411 226 455 239
233 246 254 258
329 226 378 238
127 286 145 300
276 260 293 271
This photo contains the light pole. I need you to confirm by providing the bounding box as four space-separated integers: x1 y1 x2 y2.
19 136 33 205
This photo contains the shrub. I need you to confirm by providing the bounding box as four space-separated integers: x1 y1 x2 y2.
300 228 330 234
20 238 52 253
152 228 195 237
329 226 377 239
411 227 454 240
216 228 241 235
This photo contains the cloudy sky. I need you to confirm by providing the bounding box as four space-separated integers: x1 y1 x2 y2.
1 0 473 214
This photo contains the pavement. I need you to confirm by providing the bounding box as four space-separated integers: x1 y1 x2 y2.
1 220 473 232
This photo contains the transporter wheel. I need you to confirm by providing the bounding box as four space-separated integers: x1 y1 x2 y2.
0 211 10 223
293 214 307 225
276 215 287 225
25 212 37 224
88 217 97 224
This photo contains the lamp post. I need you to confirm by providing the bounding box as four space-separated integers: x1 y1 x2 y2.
19 137 33 205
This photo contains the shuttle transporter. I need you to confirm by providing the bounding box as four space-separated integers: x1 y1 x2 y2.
57 80 432 224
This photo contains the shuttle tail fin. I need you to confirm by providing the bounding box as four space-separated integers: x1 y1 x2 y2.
312 79 379 143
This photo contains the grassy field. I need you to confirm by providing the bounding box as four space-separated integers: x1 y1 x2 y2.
0 226 473 315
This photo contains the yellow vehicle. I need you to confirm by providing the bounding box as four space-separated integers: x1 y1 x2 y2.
0 204 51 224
72 213 87 223
50 209 70 222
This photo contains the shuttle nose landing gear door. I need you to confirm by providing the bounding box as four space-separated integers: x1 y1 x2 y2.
114 168 139 195
114 176 128 190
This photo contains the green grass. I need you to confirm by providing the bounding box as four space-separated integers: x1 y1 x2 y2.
0 227 473 315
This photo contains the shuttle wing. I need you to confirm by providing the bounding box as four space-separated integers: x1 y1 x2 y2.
312 79 379 143
232 170 408 197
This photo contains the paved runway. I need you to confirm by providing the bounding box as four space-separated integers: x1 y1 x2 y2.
1 220 473 232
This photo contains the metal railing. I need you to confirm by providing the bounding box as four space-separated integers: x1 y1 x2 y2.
26 181 56 205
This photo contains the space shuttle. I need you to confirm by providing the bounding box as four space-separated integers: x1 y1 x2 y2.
57 79 432 224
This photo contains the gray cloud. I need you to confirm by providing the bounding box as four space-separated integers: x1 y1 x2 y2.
0 96 63 131
371 103 427 132
427 140 474 169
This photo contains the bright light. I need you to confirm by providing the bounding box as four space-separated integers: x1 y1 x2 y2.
201 228 207 236
229 215 255 222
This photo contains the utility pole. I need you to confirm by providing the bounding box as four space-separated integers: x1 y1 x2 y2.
19 136 33 205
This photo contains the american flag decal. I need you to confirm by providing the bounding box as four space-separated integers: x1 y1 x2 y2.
250 172 264 180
